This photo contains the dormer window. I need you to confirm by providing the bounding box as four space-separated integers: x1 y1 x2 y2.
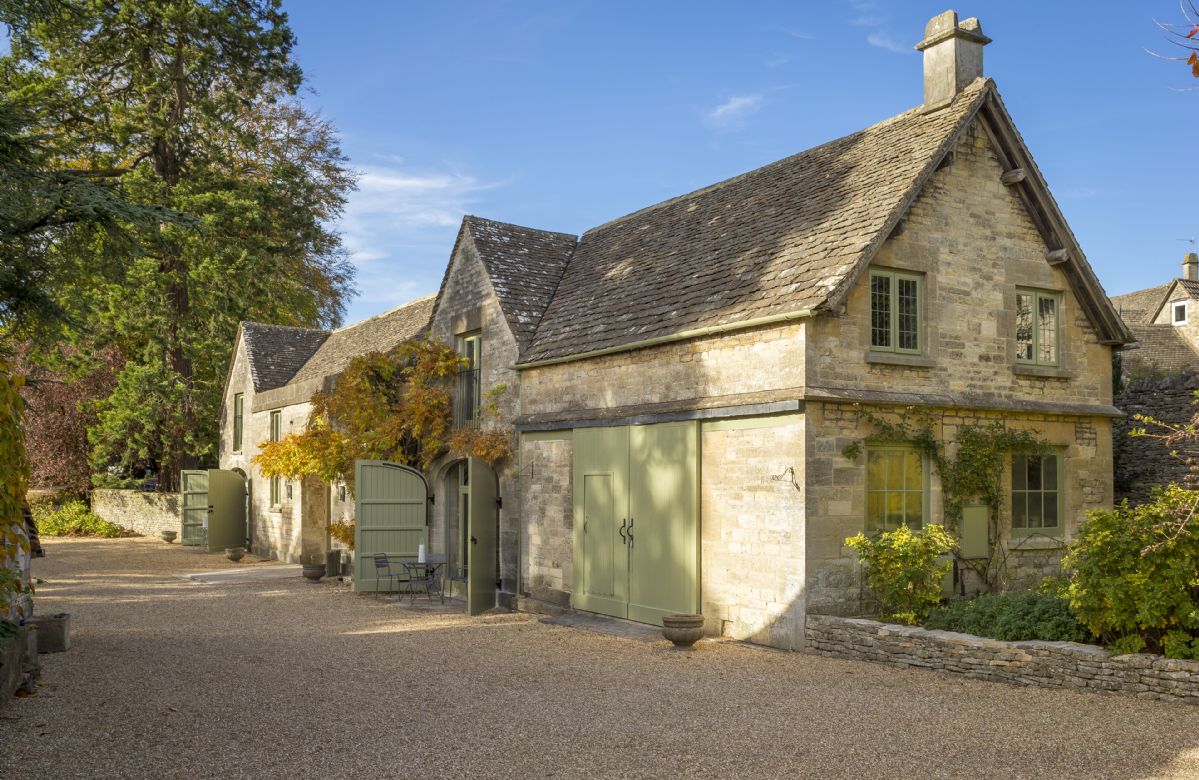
1172 300 1188 326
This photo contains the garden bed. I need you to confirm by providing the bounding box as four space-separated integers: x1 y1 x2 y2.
805 614 1199 703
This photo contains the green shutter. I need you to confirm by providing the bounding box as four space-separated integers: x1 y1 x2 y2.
353 461 429 592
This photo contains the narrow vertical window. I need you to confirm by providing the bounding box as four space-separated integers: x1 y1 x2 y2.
232 393 244 453
865 447 925 533
869 270 922 354
1172 301 1187 326
455 333 481 427
1012 453 1061 535
270 410 282 507
1015 289 1061 367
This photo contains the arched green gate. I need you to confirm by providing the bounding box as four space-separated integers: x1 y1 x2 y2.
352 460 430 593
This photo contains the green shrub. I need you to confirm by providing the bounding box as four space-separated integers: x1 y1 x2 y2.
924 591 1090 643
844 523 956 625
1063 485 1199 657
35 500 129 538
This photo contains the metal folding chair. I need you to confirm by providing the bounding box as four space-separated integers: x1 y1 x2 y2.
372 553 398 599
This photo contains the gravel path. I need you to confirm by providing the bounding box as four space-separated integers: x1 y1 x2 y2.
4 537 1199 779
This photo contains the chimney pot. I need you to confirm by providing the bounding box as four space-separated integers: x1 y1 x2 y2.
916 10 992 107
1184 252 1198 282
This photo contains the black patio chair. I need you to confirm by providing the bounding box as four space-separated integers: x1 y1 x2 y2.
372 553 398 599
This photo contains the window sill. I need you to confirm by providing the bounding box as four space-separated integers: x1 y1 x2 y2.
865 351 936 369
1012 364 1072 379
1009 534 1066 550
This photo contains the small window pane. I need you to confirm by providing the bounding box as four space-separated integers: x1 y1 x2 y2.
1012 494 1027 528
867 450 884 487
1026 455 1042 491
1012 455 1027 490
1043 492 1059 528
904 451 922 490
1175 303 1187 324
897 277 919 351
1043 455 1057 489
886 451 904 490
1015 293 1033 361
1027 493 1043 528
886 492 904 527
1037 295 1057 364
867 493 884 530
905 492 923 526
871 275 892 348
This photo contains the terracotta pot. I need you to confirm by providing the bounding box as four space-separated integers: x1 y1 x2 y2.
302 563 326 582
662 613 705 648
160 530 178 544
225 546 245 563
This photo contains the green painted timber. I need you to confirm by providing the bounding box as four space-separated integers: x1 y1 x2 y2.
467 457 498 615
522 430 572 443
353 461 429 593
180 470 209 546
572 426 630 619
571 422 698 626
960 504 990 560
205 469 247 552
699 412 802 432
628 421 698 625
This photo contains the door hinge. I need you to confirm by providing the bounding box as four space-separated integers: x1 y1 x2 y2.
428 495 435 505
495 496 503 509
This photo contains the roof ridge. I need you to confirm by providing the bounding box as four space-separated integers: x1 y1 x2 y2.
329 293 436 334
578 95 950 239
242 320 328 334
464 214 578 241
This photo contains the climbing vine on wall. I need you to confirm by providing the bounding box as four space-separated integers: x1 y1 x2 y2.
0 357 32 622
841 405 1049 589
254 339 514 497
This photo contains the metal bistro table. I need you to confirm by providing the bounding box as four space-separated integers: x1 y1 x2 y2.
398 555 445 604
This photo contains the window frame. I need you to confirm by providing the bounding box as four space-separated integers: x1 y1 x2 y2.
1014 288 1063 367
269 410 282 509
868 269 923 355
1172 300 1188 326
1010 451 1064 537
232 393 244 453
455 332 482 427
864 445 930 534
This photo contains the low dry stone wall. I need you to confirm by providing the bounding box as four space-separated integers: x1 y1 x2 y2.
806 614 1199 704
91 489 179 537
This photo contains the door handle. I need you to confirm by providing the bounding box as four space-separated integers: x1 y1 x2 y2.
628 517 634 550
618 519 627 545
470 536 478 544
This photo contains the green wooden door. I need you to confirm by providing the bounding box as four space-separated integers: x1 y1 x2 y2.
205 469 247 552
467 457 498 616
628 421 699 625
572 426 630 618
180 470 208 546
353 461 429 593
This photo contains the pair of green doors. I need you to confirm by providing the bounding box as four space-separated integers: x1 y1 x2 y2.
353 459 497 616
572 421 698 626
180 469 247 551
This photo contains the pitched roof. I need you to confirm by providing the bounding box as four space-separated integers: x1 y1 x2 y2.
1112 283 1172 325
1178 279 1199 300
241 323 328 392
286 294 436 386
1124 323 1199 376
518 78 1141 365
463 217 577 347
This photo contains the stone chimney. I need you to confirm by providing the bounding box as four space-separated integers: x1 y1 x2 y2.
915 11 992 107
1184 252 1198 281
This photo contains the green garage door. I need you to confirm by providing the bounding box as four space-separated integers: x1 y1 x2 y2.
353 460 429 593
572 421 698 626
179 469 247 551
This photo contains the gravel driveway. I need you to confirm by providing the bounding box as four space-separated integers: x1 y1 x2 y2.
4 537 1199 780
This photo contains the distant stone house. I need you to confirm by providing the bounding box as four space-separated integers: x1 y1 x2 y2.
218 12 1134 651
218 296 434 563
1110 254 1199 503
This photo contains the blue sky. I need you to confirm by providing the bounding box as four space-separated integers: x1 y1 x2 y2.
17 2 1199 323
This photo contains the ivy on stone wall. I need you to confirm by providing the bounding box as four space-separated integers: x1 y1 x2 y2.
0 357 31 621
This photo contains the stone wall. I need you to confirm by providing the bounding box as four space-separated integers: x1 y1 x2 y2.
1115 372 1199 505
91 489 179 537
518 434 573 608
806 614 1199 704
700 415 806 649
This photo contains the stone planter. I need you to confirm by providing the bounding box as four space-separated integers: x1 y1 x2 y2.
29 613 70 653
302 563 326 582
662 613 705 648
160 530 177 544
225 547 245 563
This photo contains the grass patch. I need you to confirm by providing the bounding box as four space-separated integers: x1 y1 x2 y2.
923 591 1091 643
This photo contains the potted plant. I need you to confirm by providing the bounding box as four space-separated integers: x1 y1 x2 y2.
301 553 326 582
661 613 705 648
225 546 245 563
160 530 177 544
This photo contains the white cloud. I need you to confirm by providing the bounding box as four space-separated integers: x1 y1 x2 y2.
866 32 914 55
847 0 883 27
705 94 763 129
780 27 814 40
336 162 498 319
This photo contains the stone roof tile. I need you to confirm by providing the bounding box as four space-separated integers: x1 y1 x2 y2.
241 323 328 392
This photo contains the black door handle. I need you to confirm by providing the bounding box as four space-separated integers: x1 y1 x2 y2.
470 536 478 544
618 519 626 544
628 517 634 549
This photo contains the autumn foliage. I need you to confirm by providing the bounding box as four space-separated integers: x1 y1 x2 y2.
253 338 513 495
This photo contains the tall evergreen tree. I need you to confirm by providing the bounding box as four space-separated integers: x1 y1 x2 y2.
0 1 356 489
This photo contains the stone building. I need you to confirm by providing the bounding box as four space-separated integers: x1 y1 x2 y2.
1111 253 1199 379
218 296 434 562
217 11 1133 651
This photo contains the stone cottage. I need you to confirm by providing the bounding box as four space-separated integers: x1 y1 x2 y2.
219 296 434 562
217 11 1133 651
